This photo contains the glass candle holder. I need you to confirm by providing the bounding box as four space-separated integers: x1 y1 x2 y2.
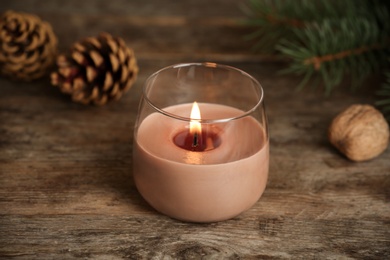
133 62 269 223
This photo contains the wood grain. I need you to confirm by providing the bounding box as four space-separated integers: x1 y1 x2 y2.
1 0 389 259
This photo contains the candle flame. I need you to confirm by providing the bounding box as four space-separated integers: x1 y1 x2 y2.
190 102 202 135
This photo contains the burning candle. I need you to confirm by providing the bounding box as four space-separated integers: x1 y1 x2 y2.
173 102 221 152
133 63 269 222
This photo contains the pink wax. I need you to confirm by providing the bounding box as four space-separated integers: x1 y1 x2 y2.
133 103 269 222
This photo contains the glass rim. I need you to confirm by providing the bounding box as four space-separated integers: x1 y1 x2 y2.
143 62 265 123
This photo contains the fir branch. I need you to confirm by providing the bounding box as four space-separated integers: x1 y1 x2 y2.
276 6 390 94
303 41 390 71
245 0 390 118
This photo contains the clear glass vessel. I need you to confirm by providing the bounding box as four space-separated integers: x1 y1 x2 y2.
133 62 269 222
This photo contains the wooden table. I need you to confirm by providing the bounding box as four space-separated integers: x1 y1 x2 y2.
1 1 389 259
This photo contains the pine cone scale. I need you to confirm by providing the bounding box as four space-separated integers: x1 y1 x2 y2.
107 39 118 54
103 72 113 91
88 37 102 49
25 35 40 51
110 83 119 97
73 43 86 52
25 53 38 64
73 78 84 91
23 63 40 73
14 30 29 42
90 50 104 67
86 66 97 82
120 66 128 83
2 42 18 52
72 51 84 65
109 54 119 72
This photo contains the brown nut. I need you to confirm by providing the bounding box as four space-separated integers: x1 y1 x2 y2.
328 104 389 162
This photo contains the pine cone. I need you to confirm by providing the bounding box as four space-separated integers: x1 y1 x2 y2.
0 10 57 81
51 33 138 105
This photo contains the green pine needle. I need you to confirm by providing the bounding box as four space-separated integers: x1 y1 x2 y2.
277 17 390 94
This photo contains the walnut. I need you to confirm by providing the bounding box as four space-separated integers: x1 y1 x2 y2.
328 104 389 162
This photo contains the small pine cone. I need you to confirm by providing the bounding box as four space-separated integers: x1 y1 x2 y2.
0 10 57 81
51 33 139 105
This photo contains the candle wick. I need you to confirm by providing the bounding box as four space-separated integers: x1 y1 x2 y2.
192 132 199 147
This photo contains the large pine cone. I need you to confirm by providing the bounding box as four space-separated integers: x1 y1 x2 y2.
0 10 57 81
51 33 138 105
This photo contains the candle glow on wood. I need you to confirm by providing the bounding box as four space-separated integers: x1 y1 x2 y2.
173 102 221 152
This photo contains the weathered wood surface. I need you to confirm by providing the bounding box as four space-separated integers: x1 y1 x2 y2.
0 0 389 259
